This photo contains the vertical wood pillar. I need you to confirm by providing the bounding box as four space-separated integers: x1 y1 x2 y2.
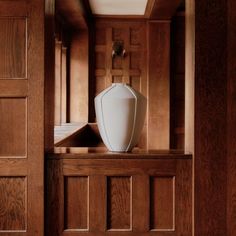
70 30 89 123
147 21 170 149
194 0 227 235
227 0 236 235
45 0 55 149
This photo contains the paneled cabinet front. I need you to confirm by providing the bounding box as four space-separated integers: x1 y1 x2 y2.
46 157 192 236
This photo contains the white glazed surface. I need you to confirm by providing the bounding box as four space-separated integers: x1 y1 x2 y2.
95 83 146 152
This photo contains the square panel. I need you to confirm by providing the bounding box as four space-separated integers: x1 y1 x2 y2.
0 98 27 157
0 177 26 231
0 17 26 79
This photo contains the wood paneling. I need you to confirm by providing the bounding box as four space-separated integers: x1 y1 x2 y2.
145 0 182 20
61 47 67 123
150 177 174 230
0 0 44 235
0 98 26 157
185 0 194 153
70 30 89 123
64 176 88 230
46 154 192 236
45 0 55 150
107 176 131 230
92 19 147 148
148 21 170 149
56 0 91 30
227 0 236 235
0 177 26 231
170 15 185 149
194 0 227 235
0 17 26 79
55 40 62 125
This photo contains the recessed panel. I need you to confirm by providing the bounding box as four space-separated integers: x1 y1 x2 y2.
0 98 27 157
112 56 122 69
95 28 106 45
0 177 26 231
150 176 175 230
130 76 140 92
0 18 26 78
107 176 131 230
64 176 88 230
112 76 123 83
95 76 106 96
130 52 140 69
96 52 106 69
130 28 142 45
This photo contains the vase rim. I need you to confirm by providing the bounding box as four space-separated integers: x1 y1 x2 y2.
112 83 127 86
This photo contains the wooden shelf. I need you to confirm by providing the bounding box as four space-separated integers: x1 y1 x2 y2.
47 147 192 159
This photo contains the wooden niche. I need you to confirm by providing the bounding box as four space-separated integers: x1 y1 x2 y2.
90 18 147 147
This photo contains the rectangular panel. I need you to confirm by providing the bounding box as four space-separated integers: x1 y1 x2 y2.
0 98 27 157
96 28 106 45
112 76 123 83
0 177 26 231
96 52 106 69
107 176 131 230
95 76 105 96
130 76 140 92
64 176 88 230
130 52 140 69
0 18 26 79
150 176 175 231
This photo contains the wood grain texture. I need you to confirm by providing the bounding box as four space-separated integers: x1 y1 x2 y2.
148 21 170 149
55 40 62 126
0 98 26 157
227 0 236 235
195 0 227 235
45 0 55 150
92 19 147 148
0 17 26 79
56 0 90 29
22 0 45 234
185 0 194 153
64 176 88 230
0 177 26 231
170 15 185 150
70 31 89 123
107 176 131 230
46 156 192 236
147 0 182 20
150 177 174 230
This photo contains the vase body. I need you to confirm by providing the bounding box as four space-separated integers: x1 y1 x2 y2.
95 83 147 152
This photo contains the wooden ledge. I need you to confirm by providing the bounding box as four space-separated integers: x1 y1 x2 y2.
47 147 192 160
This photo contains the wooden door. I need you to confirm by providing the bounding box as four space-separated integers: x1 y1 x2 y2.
0 0 44 235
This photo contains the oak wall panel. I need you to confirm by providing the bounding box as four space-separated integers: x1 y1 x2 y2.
0 177 26 231
107 176 131 230
0 98 26 157
93 19 147 148
150 176 175 230
64 176 88 230
0 18 26 79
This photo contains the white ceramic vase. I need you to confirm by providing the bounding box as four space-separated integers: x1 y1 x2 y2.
95 83 147 152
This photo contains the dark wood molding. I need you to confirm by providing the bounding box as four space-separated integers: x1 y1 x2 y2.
145 0 183 20
145 0 155 18
56 0 92 29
